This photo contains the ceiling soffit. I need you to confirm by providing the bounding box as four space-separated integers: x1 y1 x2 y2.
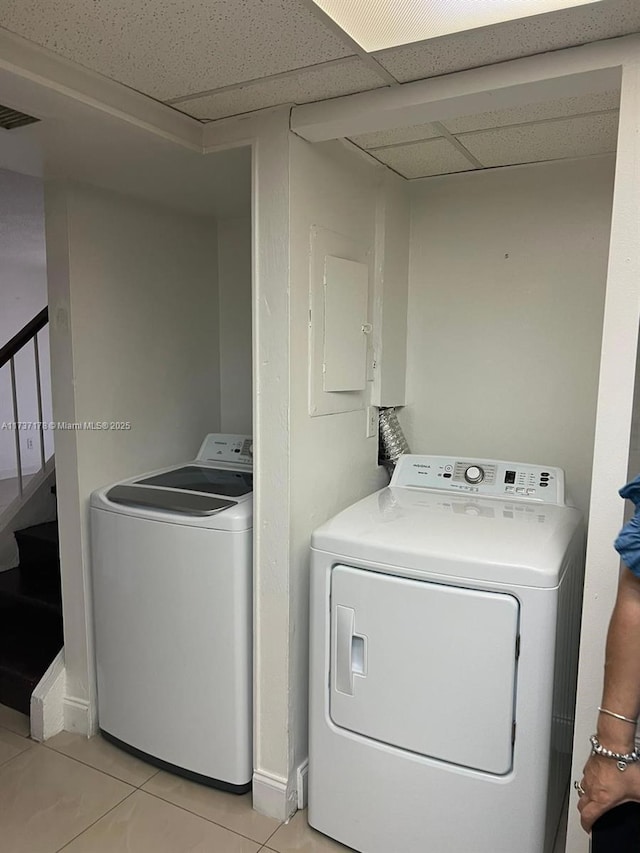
172 57 388 121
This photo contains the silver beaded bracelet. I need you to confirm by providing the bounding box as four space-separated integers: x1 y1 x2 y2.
590 734 640 771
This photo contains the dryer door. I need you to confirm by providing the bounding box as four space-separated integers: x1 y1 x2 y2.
330 565 520 774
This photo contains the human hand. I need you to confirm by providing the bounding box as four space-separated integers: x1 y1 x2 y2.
577 754 640 832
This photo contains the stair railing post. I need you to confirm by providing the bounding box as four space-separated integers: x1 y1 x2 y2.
33 334 46 471
9 355 24 496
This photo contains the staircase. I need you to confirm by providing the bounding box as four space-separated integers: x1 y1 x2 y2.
0 521 63 714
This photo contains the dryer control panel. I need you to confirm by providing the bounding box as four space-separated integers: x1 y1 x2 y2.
391 455 565 505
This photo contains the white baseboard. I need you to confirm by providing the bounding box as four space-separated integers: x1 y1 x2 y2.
297 758 309 809
63 694 97 736
252 770 298 822
30 649 65 742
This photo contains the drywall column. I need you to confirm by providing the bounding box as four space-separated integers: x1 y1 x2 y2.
287 137 391 814
567 62 640 853
246 112 294 820
45 183 221 734
371 169 410 407
45 184 91 731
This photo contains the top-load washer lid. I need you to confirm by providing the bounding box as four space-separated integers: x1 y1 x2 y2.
90 433 253 531
137 466 252 497
105 485 237 516
312 454 583 589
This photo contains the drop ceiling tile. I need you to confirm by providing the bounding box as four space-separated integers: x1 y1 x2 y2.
179 59 386 121
460 112 619 168
0 0 355 101
444 90 620 134
374 0 640 83
349 123 442 149
372 138 477 179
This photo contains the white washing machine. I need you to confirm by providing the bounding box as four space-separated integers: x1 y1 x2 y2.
309 454 585 853
90 433 253 792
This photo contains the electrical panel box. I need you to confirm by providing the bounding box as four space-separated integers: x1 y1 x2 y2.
308 225 372 417
323 256 369 392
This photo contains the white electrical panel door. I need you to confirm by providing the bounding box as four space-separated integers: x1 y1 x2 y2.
330 565 519 774
323 255 369 392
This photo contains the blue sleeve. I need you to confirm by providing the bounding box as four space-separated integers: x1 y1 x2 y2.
615 509 640 577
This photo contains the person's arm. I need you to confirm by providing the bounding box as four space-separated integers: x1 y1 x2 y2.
578 567 640 832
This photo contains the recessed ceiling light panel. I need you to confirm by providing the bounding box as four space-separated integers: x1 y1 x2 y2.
311 0 605 52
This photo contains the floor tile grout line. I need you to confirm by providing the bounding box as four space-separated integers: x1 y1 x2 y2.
140 786 282 845
262 819 285 845
140 768 161 787
0 720 31 739
54 788 137 852
41 740 159 789
0 740 33 771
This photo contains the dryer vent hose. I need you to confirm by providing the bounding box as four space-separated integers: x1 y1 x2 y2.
378 407 410 473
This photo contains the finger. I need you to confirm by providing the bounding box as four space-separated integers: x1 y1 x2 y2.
576 782 588 814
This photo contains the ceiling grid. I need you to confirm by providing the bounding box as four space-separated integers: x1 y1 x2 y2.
347 90 620 178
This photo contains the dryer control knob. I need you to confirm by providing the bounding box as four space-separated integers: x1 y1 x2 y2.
464 465 484 484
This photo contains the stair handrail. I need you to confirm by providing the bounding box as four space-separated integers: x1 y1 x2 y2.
0 307 48 370
0 307 50 496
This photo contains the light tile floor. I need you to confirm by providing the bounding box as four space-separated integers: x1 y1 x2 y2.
0 704 570 852
0 704 347 853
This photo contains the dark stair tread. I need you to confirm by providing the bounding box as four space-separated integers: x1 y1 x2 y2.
0 671 36 716
15 521 59 544
0 606 63 671
0 568 62 614
15 521 60 578
0 605 63 714
0 521 62 716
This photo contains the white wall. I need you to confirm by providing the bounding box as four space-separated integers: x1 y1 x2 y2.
287 138 394 791
46 181 221 728
0 168 53 478
402 156 615 519
218 216 252 434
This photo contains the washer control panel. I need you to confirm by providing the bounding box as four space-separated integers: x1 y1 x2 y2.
391 455 565 505
197 433 253 466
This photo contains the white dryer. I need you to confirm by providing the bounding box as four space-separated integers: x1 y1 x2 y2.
309 454 584 853
90 433 253 792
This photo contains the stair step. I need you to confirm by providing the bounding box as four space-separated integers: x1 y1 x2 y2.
0 568 61 614
15 521 59 545
0 522 63 714
14 522 60 578
0 604 63 715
